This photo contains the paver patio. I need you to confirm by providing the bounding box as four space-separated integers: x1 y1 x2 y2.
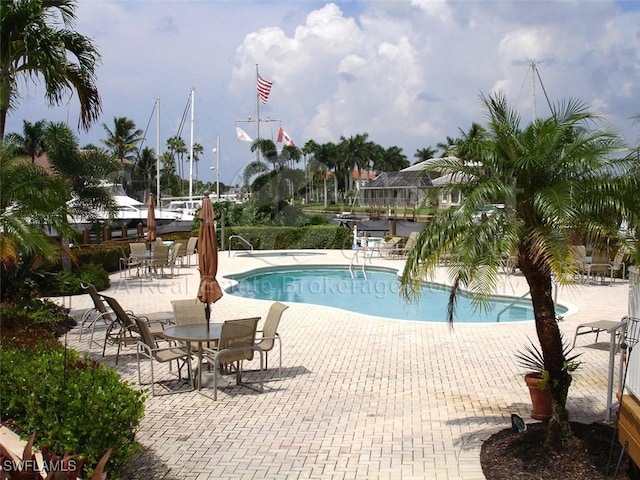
62 249 628 479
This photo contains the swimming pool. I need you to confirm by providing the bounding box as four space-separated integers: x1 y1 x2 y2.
225 265 560 323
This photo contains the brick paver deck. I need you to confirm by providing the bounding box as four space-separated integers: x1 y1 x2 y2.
62 249 628 479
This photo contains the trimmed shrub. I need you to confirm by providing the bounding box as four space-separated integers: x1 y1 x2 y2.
0 343 145 474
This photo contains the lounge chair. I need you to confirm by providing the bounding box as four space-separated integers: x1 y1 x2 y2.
78 282 114 347
378 237 403 258
135 314 193 396
100 295 170 364
201 317 263 400
572 319 624 348
396 232 419 258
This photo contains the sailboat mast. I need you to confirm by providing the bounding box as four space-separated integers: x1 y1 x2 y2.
189 87 195 204
155 98 161 202
531 61 537 120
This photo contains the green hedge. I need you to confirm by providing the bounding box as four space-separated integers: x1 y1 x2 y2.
222 225 351 250
0 343 145 475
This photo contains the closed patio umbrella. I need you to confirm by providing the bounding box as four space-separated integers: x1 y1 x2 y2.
197 195 222 321
146 194 157 242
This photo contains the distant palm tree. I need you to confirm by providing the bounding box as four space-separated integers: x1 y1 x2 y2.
249 138 301 211
134 146 157 197
414 147 438 164
101 117 143 187
191 142 203 185
0 0 101 139
401 92 637 450
166 136 187 194
5 120 48 162
307 141 338 207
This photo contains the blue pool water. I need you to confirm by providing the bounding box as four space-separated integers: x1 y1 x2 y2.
225 266 556 323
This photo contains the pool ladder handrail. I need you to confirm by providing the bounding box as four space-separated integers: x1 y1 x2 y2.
349 246 367 279
495 290 531 322
228 235 254 257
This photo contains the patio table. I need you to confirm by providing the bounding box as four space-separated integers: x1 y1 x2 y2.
162 323 221 390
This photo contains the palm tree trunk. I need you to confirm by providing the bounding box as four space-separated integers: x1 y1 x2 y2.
519 253 574 450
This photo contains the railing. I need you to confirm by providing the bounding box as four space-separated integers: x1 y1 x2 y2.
228 235 253 257
496 290 531 322
349 246 367 279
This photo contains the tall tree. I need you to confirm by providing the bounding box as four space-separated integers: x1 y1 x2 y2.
414 147 438 164
248 138 301 216
5 119 47 162
0 0 101 139
401 92 638 450
44 121 118 223
0 143 75 289
166 135 187 194
308 141 338 207
101 117 143 186
134 146 157 197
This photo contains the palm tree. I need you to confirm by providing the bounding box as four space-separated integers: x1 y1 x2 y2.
134 146 157 197
378 145 409 172
166 135 187 194
101 117 143 186
5 119 48 162
414 147 438 164
248 138 301 214
400 92 637 450
308 141 338 207
339 134 371 192
0 0 101 139
0 143 76 299
191 142 203 185
43 121 118 223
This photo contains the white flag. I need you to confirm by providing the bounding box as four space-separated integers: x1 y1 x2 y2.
236 126 253 142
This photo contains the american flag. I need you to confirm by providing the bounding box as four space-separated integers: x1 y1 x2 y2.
257 74 273 104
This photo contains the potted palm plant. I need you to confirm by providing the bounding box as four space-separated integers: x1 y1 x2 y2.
516 339 581 421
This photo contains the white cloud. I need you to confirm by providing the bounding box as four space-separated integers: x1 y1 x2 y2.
6 0 640 186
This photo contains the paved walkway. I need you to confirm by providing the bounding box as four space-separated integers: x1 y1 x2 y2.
63 249 629 479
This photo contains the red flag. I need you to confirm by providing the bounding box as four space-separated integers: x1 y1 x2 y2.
277 127 295 146
257 74 273 104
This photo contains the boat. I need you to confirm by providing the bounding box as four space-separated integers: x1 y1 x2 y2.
69 183 184 230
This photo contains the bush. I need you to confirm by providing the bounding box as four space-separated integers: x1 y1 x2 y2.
0 343 145 475
224 225 351 250
37 263 110 297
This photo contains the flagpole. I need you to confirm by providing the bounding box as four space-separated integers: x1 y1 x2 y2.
256 63 260 163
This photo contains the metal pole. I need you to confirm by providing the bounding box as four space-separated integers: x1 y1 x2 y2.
189 88 195 203
155 98 160 199
216 134 220 199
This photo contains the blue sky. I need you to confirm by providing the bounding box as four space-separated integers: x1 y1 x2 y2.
6 0 640 186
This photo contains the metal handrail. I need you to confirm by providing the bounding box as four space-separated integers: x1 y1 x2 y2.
496 290 531 322
228 235 253 256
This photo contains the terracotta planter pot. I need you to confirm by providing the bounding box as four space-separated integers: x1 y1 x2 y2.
524 372 552 421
